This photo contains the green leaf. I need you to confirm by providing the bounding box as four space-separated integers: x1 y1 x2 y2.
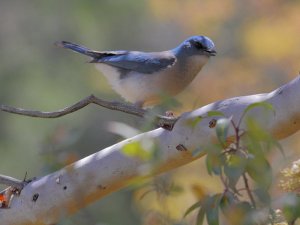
205 145 223 175
253 188 271 205
205 153 214 175
196 207 205 225
246 156 272 189
281 193 300 223
206 151 222 175
235 201 254 224
244 102 275 116
207 111 225 117
239 101 275 127
220 191 236 216
224 155 247 190
216 118 230 145
246 117 269 141
121 141 152 160
185 116 203 129
192 147 205 157
170 184 184 194
246 117 286 159
205 194 222 225
183 201 202 218
271 139 286 158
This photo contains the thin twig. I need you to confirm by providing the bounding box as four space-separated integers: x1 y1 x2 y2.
0 95 144 118
242 173 256 209
0 95 179 130
220 170 228 190
0 175 25 190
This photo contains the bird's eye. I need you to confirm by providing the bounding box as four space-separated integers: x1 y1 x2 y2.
194 41 204 49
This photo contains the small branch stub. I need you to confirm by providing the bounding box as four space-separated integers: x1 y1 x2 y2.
209 119 217 128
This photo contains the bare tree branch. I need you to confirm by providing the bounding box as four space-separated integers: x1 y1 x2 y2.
0 94 179 129
0 175 25 190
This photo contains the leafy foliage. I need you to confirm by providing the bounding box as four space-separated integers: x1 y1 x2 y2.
183 102 300 225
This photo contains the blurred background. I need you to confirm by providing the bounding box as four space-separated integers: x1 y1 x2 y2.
0 0 300 224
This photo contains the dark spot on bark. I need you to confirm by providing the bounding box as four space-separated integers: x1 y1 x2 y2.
32 193 39 202
209 119 217 128
98 185 107 190
176 144 187 151
161 124 174 130
294 121 297 125
63 186 67 190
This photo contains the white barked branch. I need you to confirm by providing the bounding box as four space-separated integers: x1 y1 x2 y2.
1 75 300 225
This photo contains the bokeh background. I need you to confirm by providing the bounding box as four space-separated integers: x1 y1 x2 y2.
0 0 300 224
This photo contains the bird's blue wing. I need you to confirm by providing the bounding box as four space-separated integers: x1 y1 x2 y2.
92 51 176 74
56 41 176 74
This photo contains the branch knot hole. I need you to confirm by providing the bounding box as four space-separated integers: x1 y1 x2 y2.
209 119 217 128
176 144 187 151
32 193 39 202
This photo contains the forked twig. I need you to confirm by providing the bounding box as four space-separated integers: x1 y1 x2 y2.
0 94 179 129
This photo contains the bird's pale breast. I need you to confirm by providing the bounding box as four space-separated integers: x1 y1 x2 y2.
95 54 209 106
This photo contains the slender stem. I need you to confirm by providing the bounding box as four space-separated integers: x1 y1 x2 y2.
243 173 256 209
0 95 145 118
220 171 228 190
231 120 240 149
0 95 179 130
237 107 248 128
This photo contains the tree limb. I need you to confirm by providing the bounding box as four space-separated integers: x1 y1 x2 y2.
0 76 300 225
0 94 178 129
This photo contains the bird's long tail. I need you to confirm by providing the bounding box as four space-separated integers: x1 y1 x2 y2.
55 41 103 59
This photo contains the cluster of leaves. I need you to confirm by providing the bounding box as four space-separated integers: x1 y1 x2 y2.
120 102 300 225
184 102 298 225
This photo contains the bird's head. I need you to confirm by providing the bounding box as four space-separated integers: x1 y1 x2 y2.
174 36 217 57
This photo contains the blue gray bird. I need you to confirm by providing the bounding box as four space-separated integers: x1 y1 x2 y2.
56 36 216 107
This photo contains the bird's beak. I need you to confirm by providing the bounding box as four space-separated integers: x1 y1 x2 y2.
206 49 217 56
